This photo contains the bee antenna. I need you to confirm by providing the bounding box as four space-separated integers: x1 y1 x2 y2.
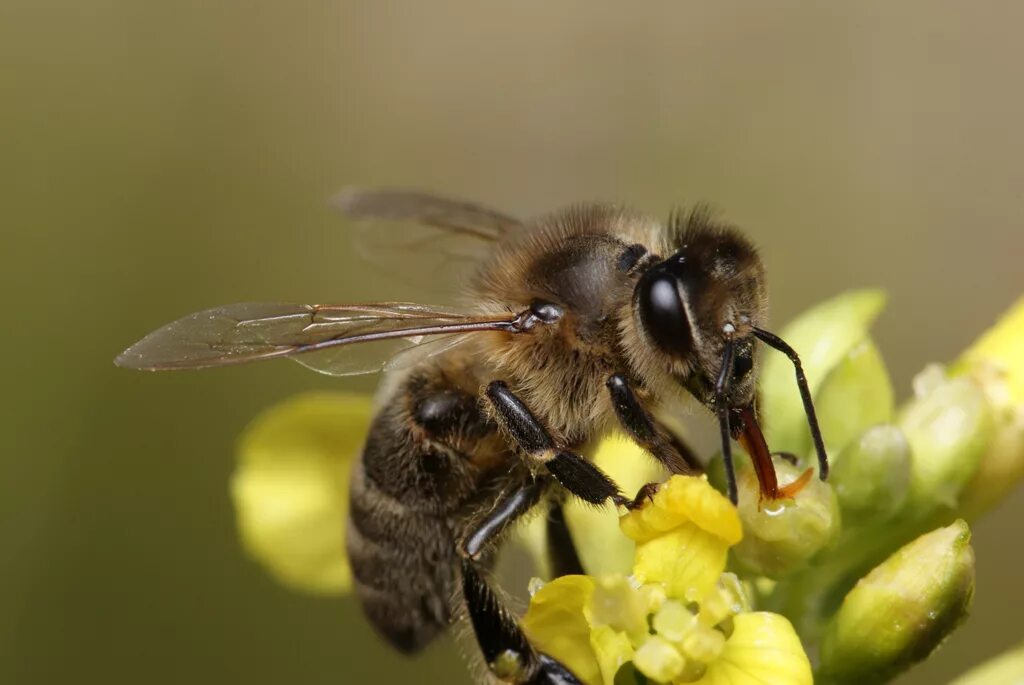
752 328 829 481
715 339 739 504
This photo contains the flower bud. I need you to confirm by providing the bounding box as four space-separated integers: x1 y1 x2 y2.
818 520 975 685
731 456 841 578
950 296 1024 517
829 424 911 526
760 289 887 456
953 295 1024 404
898 369 993 513
957 401 1024 520
814 339 895 455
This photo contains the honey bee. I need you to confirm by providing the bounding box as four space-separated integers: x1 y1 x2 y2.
116 188 828 684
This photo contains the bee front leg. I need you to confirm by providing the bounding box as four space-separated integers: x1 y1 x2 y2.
484 381 627 507
606 374 702 475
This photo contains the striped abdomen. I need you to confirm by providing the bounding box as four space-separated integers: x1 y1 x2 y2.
346 368 509 653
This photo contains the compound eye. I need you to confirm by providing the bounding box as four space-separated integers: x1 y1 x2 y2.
637 270 692 357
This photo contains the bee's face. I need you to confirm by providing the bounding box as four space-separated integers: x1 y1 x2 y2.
632 230 766 409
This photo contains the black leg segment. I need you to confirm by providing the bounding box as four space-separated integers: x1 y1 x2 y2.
606 373 701 475
546 501 585 578
485 381 625 507
462 480 546 560
461 558 583 684
486 381 555 453
461 557 533 673
545 451 623 506
753 327 830 481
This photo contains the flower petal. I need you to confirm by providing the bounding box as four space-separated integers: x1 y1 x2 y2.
522 576 601 685
231 392 373 595
690 612 812 685
631 525 730 600
620 476 742 546
589 625 635 685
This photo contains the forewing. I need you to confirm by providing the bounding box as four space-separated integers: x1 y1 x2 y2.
332 188 523 299
115 302 517 376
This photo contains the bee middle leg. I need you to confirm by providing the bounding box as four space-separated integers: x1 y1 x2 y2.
484 380 627 507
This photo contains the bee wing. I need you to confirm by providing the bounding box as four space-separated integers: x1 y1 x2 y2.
332 188 523 299
115 302 520 376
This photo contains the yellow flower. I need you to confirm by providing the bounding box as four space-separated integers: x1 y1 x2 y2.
523 474 813 685
230 392 372 595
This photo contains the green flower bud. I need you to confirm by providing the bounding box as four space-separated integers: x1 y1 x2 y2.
950 296 1024 517
957 401 1024 520
898 368 993 513
829 424 911 526
814 338 895 455
761 289 886 456
731 456 841 578
818 520 975 685
949 642 1024 685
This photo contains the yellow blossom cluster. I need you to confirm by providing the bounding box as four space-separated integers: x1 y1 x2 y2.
522 476 812 685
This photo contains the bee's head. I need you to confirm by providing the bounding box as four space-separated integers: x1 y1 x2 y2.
632 218 767 409
625 210 829 504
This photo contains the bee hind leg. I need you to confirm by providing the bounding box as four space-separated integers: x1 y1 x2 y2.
461 479 546 561
460 558 583 684
546 501 584 577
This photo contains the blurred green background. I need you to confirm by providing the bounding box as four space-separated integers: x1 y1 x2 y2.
3 1 1022 683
